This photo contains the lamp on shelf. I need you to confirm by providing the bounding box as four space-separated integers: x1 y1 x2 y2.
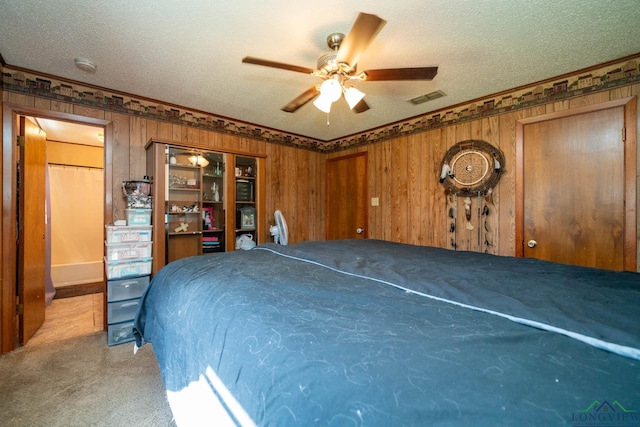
188 155 209 167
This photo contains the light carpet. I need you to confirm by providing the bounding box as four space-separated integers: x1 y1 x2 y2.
0 332 175 427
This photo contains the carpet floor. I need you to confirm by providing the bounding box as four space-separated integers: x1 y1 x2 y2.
0 331 175 426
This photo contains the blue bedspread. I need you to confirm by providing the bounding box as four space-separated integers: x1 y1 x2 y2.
134 239 640 426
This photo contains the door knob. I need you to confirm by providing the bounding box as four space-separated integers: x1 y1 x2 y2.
356 228 365 234
527 240 537 248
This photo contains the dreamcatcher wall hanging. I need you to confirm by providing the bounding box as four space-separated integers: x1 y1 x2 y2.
438 139 505 252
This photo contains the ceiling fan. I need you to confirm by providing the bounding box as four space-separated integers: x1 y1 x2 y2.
242 12 438 114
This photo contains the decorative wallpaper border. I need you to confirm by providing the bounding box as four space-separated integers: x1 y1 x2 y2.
2 54 639 153
333 57 640 152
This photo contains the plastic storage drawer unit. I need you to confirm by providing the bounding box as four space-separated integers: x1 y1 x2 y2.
105 241 153 261
108 321 135 346
107 299 142 324
125 208 152 225
107 276 150 302
105 257 152 280
105 225 152 243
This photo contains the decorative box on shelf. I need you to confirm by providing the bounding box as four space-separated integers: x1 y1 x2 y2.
235 179 254 202
186 178 199 189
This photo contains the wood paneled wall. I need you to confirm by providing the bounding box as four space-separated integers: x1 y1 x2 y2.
328 83 640 263
1 73 639 354
327 115 515 255
0 91 325 245
2 82 638 261
264 143 325 242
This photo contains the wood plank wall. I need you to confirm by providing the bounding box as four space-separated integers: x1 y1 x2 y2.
2 82 639 263
2 70 638 356
327 116 513 254
328 83 640 262
1 90 325 245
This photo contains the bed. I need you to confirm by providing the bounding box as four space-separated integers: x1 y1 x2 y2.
133 239 640 426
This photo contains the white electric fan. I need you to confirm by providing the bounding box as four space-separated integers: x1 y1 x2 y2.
270 210 289 245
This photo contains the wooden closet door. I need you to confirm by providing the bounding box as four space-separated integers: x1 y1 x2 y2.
326 153 368 240
522 107 625 270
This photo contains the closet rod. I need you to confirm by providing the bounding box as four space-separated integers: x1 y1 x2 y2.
47 162 104 171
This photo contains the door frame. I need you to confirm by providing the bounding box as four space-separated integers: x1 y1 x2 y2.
1 104 113 354
515 96 637 271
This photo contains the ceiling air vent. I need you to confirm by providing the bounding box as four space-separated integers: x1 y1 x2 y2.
409 90 446 105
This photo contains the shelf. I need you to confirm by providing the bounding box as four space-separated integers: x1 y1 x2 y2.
168 231 202 236
168 186 200 191
169 163 201 170
167 211 200 215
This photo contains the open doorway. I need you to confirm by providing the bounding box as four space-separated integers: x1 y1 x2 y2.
23 117 105 346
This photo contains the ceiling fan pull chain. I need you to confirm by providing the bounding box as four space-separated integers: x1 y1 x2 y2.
326 112 331 126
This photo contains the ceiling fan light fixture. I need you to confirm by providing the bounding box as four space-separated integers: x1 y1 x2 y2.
241 12 438 115
313 94 333 113
344 86 365 110
319 78 342 102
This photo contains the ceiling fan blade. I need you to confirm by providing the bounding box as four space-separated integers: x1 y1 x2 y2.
363 67 438 81
336 12 386 68
352 98 370 114
242 57 315 75
281 86 320 113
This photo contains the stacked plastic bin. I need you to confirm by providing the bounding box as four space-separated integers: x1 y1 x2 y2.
104 180 153 346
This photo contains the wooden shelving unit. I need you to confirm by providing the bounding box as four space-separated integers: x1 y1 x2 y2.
145 139 265 275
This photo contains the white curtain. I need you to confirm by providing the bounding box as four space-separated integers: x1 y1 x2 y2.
48 165 104 278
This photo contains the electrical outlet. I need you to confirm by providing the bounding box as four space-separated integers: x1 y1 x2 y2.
371 197 379 206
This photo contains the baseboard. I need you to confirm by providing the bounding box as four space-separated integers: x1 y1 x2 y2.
54 281 104 299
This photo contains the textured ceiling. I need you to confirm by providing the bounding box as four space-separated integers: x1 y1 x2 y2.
1 0 640 142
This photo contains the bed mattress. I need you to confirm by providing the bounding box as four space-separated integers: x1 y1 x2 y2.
134 239 640 426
